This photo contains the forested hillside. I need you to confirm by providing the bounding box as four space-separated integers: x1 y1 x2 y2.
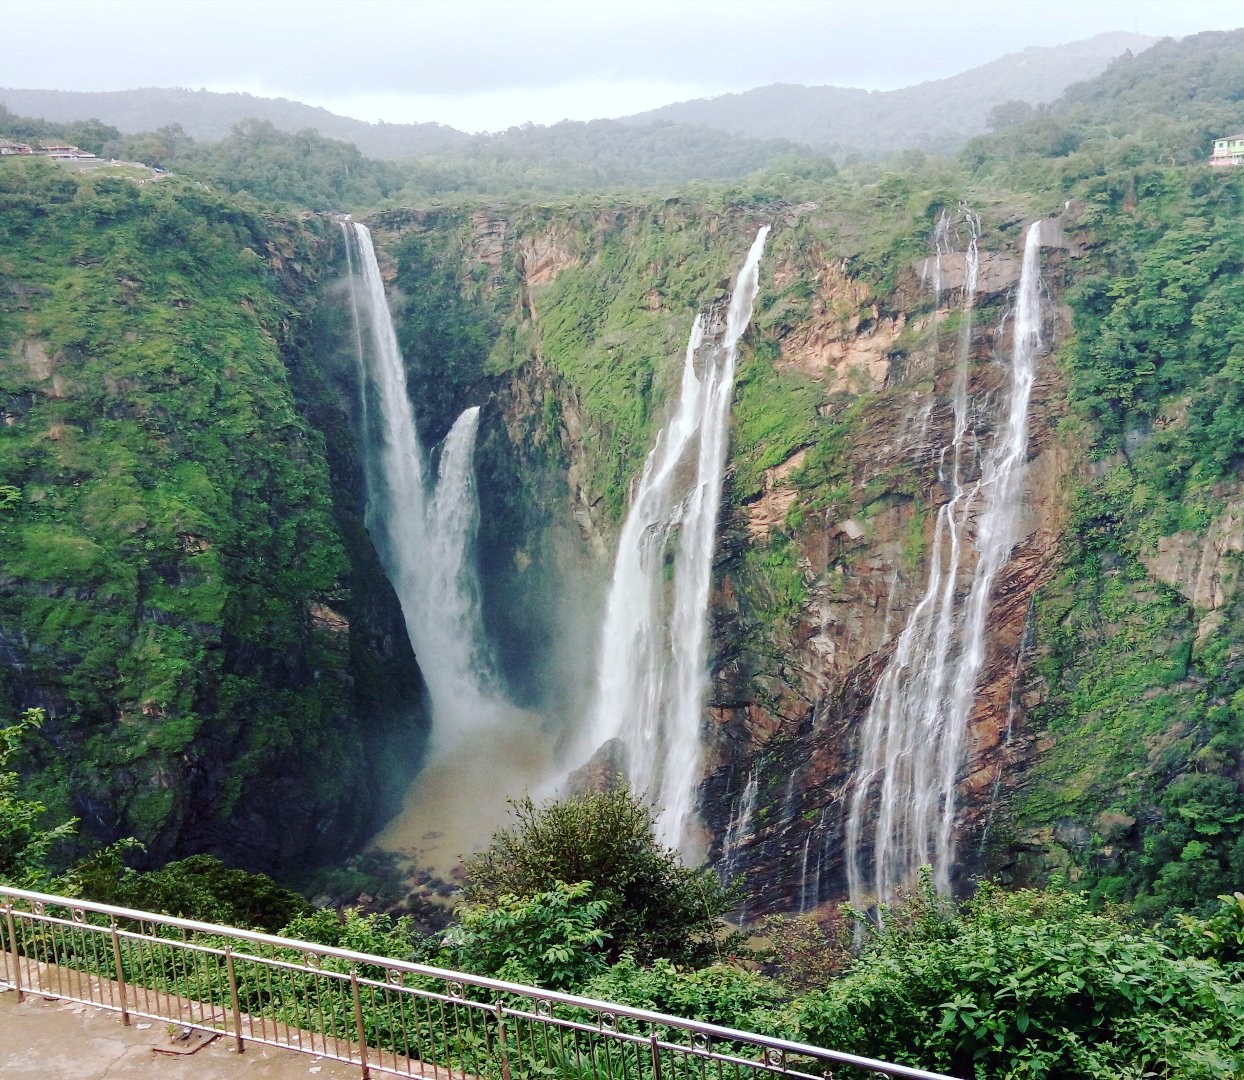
0 162 424 874
624 31 1153 156
0 86 471 157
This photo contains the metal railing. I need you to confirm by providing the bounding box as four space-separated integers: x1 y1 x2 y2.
1 886 957 1080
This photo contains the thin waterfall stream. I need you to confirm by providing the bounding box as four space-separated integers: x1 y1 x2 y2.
846 219 1045 908
580 226 769 857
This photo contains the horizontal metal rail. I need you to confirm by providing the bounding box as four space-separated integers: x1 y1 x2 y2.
1 885 959 1080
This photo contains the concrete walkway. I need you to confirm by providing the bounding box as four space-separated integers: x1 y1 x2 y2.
0 988 362 1079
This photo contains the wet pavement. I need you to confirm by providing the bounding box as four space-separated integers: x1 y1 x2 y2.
0 987 362 1079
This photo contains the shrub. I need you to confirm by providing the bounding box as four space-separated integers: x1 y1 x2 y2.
794 880 1244 1079
461 789 739 967
0 709 76 887
443 880 610 991
114 854 313 932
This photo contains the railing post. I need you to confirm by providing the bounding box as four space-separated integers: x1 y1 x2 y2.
225 945 244 1053
4 900 23 1002
495 999 512 1080
351 971 370 1079
649 1030 663 1080
109 918 130 1026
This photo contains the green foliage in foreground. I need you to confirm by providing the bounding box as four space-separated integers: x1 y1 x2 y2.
445 880 611 991
436 865 1244 1079
0 709 75 887
9 757 1244 1080
461 789 739 969
583 956 787 1036
794 882 1244 1080
108 854 312 932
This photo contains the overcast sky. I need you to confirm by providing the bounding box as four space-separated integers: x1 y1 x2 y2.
2 0 1240 132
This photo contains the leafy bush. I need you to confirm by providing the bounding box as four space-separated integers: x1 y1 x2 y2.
583 956 787 1034
462 789 739 968
759 911 851 992
444 880 610 991
0 709 76 887
109 854 313 932
795 880 1244 1079
282 906 434 963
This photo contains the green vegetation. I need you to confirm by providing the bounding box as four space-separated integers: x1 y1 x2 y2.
105 854 313 932
0 709 75 887
963 30 1244 186
994 159 1243 918
446 880 611 990
461 789 739 969
183 120 405 210
795 880 1244 1079
8 751 1244 1078
390 215 518 444
0 104 120 155
0 158 421 873
1 32 1242 1080
530 201 750 520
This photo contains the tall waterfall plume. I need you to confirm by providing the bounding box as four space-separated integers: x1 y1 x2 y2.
846 219 1044 907
346 222 497 726
345 223 554 871
583 226 769 856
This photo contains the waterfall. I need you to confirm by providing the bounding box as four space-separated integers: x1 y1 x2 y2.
846 219 1044 908
722 770 759 881
423 405 502 722
347 221 552 872
583 226 769 855
340 222 370 432
345 222 504 736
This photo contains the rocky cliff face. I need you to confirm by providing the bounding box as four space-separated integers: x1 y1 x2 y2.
698 216 1080 915
356 196 1100 915
0 175 425 878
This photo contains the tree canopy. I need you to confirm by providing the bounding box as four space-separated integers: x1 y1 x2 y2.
462 789 738 968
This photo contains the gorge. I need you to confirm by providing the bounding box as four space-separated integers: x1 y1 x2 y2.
2 28 1242 1076
314 186 1215 922
0 31 1240 938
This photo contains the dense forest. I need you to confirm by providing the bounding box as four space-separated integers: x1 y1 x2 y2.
2 27 1243 1079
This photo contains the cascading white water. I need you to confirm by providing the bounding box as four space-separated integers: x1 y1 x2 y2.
350 221 428 564
340 222 370 432
722 770 759 880
347 222 552 872
424 406 503 722
583 226 770 855
346 222 501 734
846 219 1044 908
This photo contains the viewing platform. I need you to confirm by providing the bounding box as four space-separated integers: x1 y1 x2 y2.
2 886 956 1080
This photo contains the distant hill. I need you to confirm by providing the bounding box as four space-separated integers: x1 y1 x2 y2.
620 31 1156 156
2 32 1154 165
419 118 812 194
962 28 1244 169
0 86 471 159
